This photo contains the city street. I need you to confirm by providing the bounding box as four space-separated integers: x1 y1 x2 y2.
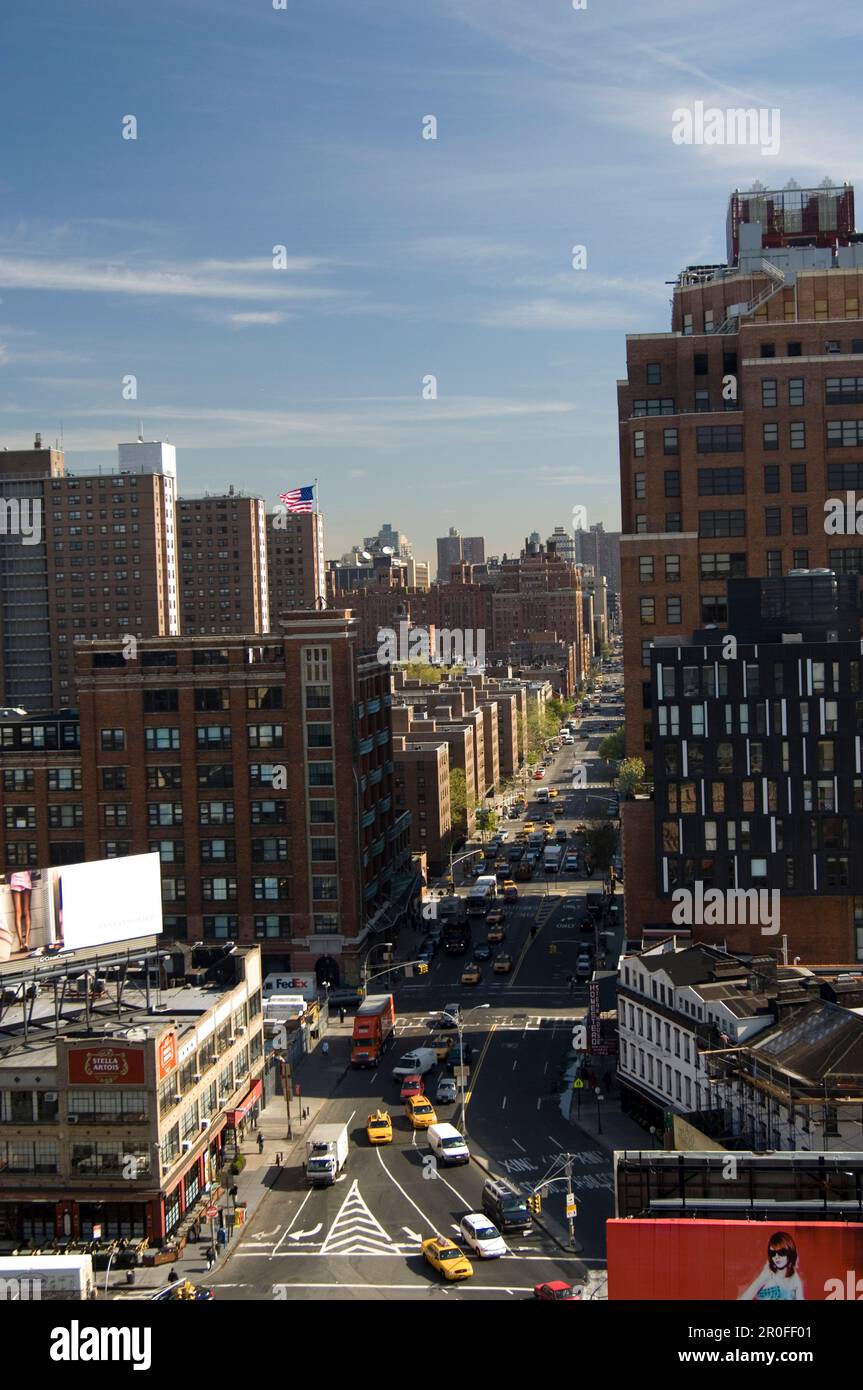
209 674 623 1301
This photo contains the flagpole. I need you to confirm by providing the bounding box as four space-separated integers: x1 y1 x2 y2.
314 477 319 514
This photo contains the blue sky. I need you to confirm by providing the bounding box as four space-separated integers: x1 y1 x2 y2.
1 0 861 562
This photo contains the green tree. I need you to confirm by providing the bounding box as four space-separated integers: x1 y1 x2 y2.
598 728 625 764
449 768 467 831
475 808 498 840
601 641 613 661
547 696 575 727
404 660 442 685
616 756 645 799
584 820 618 875
524 706 546 765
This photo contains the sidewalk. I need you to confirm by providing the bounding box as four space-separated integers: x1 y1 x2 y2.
563 1079 653 1154
107 1024 355 1298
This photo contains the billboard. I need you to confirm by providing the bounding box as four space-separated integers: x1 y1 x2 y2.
607 1219 863 1301
0 852 162 966
68 1045 146 1086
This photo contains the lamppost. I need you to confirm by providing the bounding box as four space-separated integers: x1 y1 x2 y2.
361 941 394 993
449 846 484 886
595 1088 604 1134
437 1004 490 1139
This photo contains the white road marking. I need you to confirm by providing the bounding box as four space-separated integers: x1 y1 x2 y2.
321 1179 397 1257
502 1096 507 1109
512 1059 518 1071
375 1147 437 1233
287 1223 322 1241
271 1188 314 1257
513 1139 527 1153
548 1136 564 1150
402 1227 422 1243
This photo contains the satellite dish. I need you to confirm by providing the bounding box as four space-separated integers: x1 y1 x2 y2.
360 550 372 561
381 545 394 556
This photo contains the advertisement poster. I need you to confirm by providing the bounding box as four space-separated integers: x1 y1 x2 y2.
607 1219 863 1301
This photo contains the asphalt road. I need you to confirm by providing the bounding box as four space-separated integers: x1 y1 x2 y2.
210 669 624 1301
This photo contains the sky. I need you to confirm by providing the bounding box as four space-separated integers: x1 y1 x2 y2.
1 0 861 562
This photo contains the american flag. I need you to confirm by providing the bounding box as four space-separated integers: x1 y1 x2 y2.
278 484 315 514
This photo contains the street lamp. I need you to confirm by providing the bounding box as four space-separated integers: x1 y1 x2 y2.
361 941 394 993
595 1089 604 1134
436 1003 490 1140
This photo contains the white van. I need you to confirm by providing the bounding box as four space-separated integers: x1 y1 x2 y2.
428 1122 470 1166
391 1048 438 1080
535 787 550 803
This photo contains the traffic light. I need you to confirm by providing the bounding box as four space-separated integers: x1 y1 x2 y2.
527 1193 542 1214
417 962 428 975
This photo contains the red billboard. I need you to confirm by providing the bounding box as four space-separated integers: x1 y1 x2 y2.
608 1220 863 1301
157 1031 177 1079
67 1045 146 1086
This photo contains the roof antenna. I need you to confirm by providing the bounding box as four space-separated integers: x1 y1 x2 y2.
138 419 144 443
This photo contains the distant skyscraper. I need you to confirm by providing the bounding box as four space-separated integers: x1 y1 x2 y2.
436 527 485 581
267 509 325 621
547 525 577 564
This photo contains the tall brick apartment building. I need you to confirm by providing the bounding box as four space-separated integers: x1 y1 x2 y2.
618 181 863 959
0 610 412 984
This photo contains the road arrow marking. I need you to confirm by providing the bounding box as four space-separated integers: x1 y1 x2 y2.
288 1223 322 1241
402 1227 422 1243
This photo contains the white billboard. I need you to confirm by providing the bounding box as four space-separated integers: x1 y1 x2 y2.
54 853 163 951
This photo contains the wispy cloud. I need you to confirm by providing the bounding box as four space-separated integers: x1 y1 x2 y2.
0 255 339 304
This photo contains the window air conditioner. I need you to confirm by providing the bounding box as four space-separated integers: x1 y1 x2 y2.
182 1140 192 1152
192 1073 202 1083
68 1114 79 1124
172 1093 183 1104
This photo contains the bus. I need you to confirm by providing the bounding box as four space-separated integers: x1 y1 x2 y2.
466 875 496 916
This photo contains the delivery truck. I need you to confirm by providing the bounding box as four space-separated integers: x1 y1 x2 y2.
543 845 562 873
0 1254 95 1301
351 993 396 1067
305 1122 349 1187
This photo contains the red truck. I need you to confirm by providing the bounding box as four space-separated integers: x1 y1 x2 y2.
350 993 396 1068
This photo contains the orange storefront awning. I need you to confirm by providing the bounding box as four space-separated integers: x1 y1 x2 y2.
224 1078 263 1126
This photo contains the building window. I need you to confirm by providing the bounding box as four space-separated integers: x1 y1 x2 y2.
308 762 334 786
761 379 778 408
698 468 744 495
766 549 782 578
145 728 180 751
665 555 680 581
789 463 807 492
634 473 646 500
663 428 678 455
639 556 654 582
664 470 680 497
791 507 808 535
633 398 675 416
202 877 237 901
195 688 230 711
762 423 779 450
143 690 179 713
247 725 284 749
641 640 653 666
788 378 805 406
100 729 126 751
636 515 648 533
792 549 809 570
311 875 338 901
699 510 745 538
763 464 780 494
633 430 646 457
765 507 782 536
666 597 682 624
790 422 806 450
640 598 655 624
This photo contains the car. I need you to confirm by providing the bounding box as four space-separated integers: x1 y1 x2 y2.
523 820 536 833
447 1041 473 1071
405 1094 438 1129
482 1178 532 1232
430 1033 453 1061
493 952 513 974
487 922 506 943
541 821 555 835
575 956 592 981
497 830 509 842
366 1110 393 1145
534 1281 581 1301
555 828 569 844
400 1074 425 1100
435 1076 458 1104
439 1002 461 1027
486 908 505 926
563 854 581 873
507 806 519 819
417 942 435 964
461 962 482 986
473 941 492 961
470 862 486 879
495 865 510 882
547 788 559 799
422 1235 474 1281
150 1280 214 1301
502 882 518 902
459 1213 508 1259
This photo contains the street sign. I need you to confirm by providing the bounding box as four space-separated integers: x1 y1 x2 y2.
92 1224 102 1240
572 1078 584 1089
565 1194 577 1218
204 1206 219 1220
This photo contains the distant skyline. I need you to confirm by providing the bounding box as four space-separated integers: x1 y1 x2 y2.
2 0 861 558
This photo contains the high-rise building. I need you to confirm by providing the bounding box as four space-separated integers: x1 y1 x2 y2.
65 611 412 982
177 492 269 635
436 527 485 581
547 525 577 564
267 509 325 621
619 179 863 761
574 522 621 602
0 436 179 712
618 179 863 959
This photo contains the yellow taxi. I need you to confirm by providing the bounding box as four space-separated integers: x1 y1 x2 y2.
548 789 559 799
523 820 536 833
461 961 482 986
493 952 513 974
366 1110 393 1145
487 922 506 943
542 821 555 835
422 1234 474 1281
405 1094 438 1129
430 1033 453 1061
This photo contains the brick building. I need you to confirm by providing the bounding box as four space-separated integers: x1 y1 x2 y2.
267 509 326 618
177 492 269 635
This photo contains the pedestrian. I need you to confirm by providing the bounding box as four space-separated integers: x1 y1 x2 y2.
167 1268 179 1284
339 1007 345 1025
205 1245 215 1271
257 1131 264 1154
189 1219 199 1243
275 1151 283 1167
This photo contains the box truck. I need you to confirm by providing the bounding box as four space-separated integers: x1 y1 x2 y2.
0 1254 95 1300
305 1122 349 1187
543 845 562 872
351 993 396 1067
